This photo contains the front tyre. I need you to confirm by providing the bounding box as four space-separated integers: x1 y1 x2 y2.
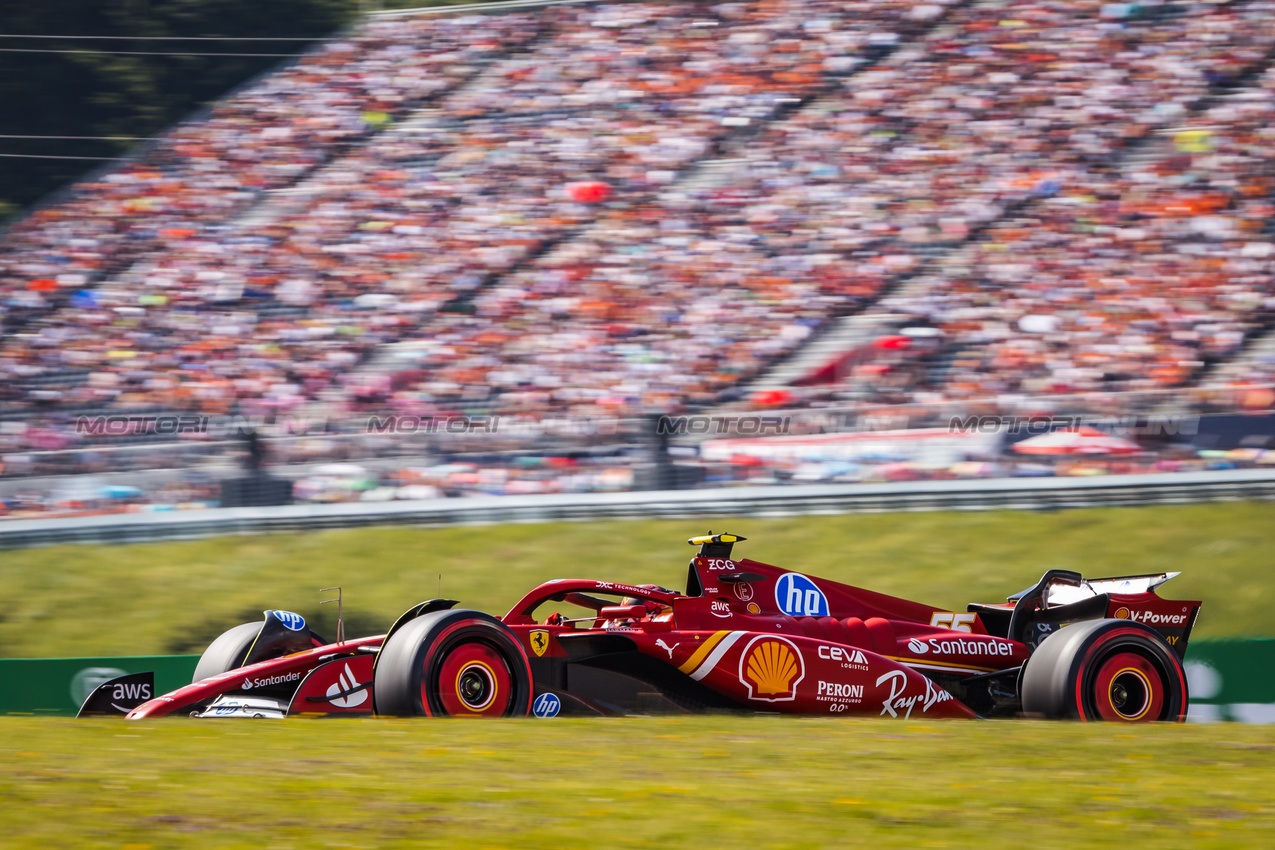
373 610 533 717
192 622 262 683
1021 619 1187 722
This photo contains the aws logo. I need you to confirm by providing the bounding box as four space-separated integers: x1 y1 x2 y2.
112 682 151 701
739 636 805 702
775 573 828 617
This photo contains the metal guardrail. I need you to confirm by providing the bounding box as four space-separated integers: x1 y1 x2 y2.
2 468 1274 550
370 0 637 19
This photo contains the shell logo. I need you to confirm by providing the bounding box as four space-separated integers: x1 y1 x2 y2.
739 636 805 702
1114 608 1130 620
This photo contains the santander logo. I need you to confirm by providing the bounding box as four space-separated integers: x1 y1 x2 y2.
325 663 367 709
907 638 929 655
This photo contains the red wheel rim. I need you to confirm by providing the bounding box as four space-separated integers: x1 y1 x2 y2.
431 640 514 716
1092 651 1164 722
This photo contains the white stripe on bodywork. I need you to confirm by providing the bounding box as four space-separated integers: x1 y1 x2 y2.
689 631 745 681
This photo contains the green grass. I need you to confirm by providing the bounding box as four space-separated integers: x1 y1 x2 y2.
1 502 1273 659
0 716 1272 848
2 507 1273 848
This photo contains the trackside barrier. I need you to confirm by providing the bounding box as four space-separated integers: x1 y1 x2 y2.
1185 640 1275 724
1 468 1275 550
0 641 1267 718
370 0 621 19
0 656 198 715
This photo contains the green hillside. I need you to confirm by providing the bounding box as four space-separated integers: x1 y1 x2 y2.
1 502 1271 658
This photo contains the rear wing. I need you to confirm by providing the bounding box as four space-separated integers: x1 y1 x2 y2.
976 570 1200 659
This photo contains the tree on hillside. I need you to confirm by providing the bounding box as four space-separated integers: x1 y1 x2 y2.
0 0 360 221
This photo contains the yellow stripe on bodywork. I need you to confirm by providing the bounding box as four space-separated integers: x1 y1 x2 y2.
678 630 731 675
881 655 999 674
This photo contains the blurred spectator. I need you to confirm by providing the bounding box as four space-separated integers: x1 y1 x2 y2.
2 0 1275 473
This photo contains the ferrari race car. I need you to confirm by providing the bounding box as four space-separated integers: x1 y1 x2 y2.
85 532 1200 722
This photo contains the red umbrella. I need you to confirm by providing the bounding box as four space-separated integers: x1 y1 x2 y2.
1240 388 1275 410
566 181 613 203
751 389 794 407
872 335 911 350
1013 427 1142 456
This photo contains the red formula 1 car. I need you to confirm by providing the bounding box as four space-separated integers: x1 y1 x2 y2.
90 532 1200 722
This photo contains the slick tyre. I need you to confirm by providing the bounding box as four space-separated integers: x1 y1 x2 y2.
1021 619 1187 722
192 622 262 683
373 610 533 717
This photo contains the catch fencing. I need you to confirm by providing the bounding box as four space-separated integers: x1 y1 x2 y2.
1 468 1274 550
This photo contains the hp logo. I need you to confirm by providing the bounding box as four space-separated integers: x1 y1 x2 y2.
268 610 306 631
532 693 561 718
774 573 829 617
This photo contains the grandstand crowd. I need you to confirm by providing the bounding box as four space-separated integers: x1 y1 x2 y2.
3 0 1275 501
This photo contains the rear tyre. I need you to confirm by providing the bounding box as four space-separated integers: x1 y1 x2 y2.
1021 619 1187 722
373 610 533 717
192 622 262 683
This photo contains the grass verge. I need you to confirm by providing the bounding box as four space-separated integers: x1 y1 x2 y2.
1 501 1272 658
0 715 1272 849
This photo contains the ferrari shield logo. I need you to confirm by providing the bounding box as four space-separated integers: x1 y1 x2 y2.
530 629 550 657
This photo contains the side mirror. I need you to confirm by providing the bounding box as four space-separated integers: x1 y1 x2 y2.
598 605 648 620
